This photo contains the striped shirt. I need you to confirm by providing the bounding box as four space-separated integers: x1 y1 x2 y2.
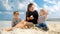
38 15 45 23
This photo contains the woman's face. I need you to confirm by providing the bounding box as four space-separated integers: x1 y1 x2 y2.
29 5 35 12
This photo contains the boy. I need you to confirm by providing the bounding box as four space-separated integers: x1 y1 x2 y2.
36 9 49 31
12 11 21 27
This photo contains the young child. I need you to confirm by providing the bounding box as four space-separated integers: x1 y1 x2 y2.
12 11 21 27
36 9 49 31
4 11 22 31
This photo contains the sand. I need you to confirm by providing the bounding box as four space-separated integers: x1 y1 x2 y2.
0 21 60 34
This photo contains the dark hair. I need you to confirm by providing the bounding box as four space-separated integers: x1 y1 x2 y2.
27 3 34 12
13 11 19 15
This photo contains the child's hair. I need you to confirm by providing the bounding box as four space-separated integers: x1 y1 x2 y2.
40 9 47 15
13 11 19 15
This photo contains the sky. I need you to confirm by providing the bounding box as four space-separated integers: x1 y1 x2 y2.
0 0 60 20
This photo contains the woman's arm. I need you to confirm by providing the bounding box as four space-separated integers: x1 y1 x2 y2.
26 12 30 21
34 11 38 20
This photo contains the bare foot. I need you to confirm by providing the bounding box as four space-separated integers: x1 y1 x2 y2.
4 27 12 31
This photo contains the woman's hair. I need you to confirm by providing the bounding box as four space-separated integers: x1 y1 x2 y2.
13 11 19 15
27 3 34 12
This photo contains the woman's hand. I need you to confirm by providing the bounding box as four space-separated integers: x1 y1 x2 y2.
27 16 34 21
30 16 34 20
27 17 30 21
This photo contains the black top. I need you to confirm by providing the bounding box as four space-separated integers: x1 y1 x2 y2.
26 10 38 24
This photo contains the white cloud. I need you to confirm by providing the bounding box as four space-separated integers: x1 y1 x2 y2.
1 0 41 12
0 11 12 14
1 0 12 10
4 12 13 14
44 0 56 4
44 0 60 18
19 12 24 14
18 0 41 12
20 0 34 3
19 3 25 10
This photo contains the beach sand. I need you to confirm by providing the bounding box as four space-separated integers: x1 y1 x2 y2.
0 21 60 34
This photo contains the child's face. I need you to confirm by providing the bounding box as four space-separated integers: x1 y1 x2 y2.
40 11 45 15
14 12 19 18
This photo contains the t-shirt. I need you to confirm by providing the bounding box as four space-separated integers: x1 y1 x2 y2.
12 18 21 27
26 10 38 24
38 15 45 23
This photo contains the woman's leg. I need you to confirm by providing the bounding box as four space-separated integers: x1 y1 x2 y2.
14 20 33 28
14 20 27 28
25 22 34 27
4 20 34 31
4 20 27 31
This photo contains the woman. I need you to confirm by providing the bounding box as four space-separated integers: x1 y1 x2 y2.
14 3 38 28
26 3 38 24
4 3 38 31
